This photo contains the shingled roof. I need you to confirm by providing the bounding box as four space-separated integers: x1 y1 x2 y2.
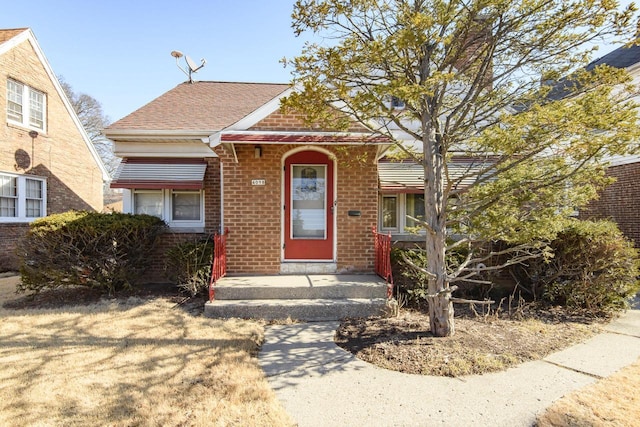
108 81 290 132
586 43 640 71
0 28 27 44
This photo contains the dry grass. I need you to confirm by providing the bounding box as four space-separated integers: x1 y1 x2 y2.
0 276 293 426
537 358 640 427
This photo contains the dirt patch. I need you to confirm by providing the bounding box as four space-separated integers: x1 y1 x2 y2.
336 307 602 377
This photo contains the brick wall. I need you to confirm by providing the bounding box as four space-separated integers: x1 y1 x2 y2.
216 143 379 274
581 161 639 247
0 36 105 271
335 145 379 272
251 108 371 133
0 223 28 272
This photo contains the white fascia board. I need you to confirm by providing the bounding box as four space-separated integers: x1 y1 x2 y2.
209 87 294 144
105 129 216 140
221 129 381 137
8 29 111 182
113 141 219 158
0 29 30 55
606 154 640 167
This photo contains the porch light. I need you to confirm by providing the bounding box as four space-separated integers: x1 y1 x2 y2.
254 145 262 158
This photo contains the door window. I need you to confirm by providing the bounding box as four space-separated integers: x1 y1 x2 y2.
291 165 326 239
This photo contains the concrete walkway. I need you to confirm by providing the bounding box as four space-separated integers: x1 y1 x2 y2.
259 308 640 427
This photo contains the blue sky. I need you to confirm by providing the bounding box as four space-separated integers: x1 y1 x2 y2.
1 0 305 122
1 0 636 123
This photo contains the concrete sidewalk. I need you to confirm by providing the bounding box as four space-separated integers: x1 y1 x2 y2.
259 309 640 427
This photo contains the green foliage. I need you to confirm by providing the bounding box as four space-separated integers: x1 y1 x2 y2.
17 211 166 294
164 237 214 296
285 0 639 335
510 220 640 314
539 220 639 314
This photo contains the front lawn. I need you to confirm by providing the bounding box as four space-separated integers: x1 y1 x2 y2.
0 276 292 426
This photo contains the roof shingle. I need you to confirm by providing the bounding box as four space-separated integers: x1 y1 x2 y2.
108 81 290 132
0 28 27 44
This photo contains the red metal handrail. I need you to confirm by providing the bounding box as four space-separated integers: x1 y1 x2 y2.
209 228 229 302
373 226 394 298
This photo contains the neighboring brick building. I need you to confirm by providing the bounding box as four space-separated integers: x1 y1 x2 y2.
574 43 640 247
582 157 640 247
0 28 109 271
105 82 389 281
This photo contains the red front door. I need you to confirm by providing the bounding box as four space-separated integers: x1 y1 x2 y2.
284 150 334 260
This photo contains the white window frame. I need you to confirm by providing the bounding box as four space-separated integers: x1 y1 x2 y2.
380 194 399 232
6 79 47 132
126 188 205 231
0 172 47 222
379 193 425 234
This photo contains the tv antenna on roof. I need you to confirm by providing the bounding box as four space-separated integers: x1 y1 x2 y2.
171 50 206 83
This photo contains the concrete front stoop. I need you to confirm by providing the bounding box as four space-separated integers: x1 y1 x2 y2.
204 274 388 321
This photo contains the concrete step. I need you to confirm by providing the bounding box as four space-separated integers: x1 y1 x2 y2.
213 274 388 300
280 262 337 274
204 298 388 321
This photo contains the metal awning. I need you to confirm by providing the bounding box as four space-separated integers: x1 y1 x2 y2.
110 159 207 189
378 159 489 193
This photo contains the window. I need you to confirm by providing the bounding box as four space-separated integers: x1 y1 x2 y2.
390 96 406 109
6 79 46 131
405 194 425 228
379 193 425 234
0 172 46 221
381 195 398 230
131 189 204 229
134 190 163 217
172 191 201 221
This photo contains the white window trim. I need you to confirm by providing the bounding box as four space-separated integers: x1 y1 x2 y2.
0 172 47 223
379 193 425 234
380 194 400 233
125 188 205 231
6 79 47 133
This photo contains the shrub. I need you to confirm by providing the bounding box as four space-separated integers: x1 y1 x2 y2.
17 211 166 294
538 220 639 314
164 237 214 296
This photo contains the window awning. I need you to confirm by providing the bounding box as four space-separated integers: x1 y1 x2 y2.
378 159 488 193
110 159 207 189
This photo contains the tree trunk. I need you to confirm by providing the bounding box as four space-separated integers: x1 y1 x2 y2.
423 122 455 337
426 224 455 337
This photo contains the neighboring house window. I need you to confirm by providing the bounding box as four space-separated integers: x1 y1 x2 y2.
0 172 46 221
379 193 425 234
390 96 405 109
132 189 204 229
6 79 46 131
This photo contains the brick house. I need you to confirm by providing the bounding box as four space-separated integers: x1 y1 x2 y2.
0 28 109 271
105 81 391 280
578 43 640 247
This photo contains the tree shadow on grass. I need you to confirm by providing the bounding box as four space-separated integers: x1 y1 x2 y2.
2 281 209 317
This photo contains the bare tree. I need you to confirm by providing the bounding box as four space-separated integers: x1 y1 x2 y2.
59 77 118 176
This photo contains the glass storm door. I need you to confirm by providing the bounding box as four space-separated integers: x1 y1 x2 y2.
284 151 334 260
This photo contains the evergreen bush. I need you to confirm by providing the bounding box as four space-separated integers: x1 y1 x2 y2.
539 220 639 314
17 211 166 294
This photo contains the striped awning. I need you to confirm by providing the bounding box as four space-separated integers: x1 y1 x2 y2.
378 158 490 192
110 159 207 189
